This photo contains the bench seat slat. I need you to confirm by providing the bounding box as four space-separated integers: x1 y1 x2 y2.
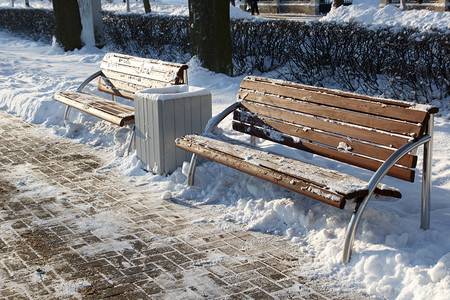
233 110 417 168
239 91 425 138
176 135 402 208
54 91 134 126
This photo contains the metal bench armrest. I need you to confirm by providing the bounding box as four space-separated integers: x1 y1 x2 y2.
186 102 241 186
204 102 241 134
76 70 103 92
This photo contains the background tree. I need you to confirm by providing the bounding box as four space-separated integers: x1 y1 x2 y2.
332 0 344 9
188 0 233 76
52 0 83 51
399 0 406 10
143 0 151 13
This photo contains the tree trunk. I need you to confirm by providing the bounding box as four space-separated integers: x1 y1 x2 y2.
52 0 83 51
188 0 233 76
143 0 151 13
25 0 30 7
332 0 344 9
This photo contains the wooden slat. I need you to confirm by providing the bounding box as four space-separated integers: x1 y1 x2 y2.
97 83 135 100
238 91 424 138
232 122 415 182
233 110 417 168
100 69 177 93
97 75 169 100
101 53 187 85
98 76 147 95
103 53 188 76
54 91 134 126
237 102 411 149
243 76 438 114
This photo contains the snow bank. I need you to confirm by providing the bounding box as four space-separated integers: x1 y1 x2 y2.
321 0 450 32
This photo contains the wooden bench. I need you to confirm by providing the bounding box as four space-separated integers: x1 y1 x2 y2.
176 76 438 263
55 53 188 150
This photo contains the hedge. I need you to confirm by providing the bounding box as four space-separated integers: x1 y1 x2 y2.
1 8 448 103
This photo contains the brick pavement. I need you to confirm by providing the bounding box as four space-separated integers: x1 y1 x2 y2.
0 110 368 299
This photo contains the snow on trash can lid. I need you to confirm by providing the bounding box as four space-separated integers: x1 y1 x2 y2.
135 85 211 101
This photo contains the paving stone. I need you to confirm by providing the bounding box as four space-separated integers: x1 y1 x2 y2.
227 280 256 294
256 265 287 281
250 276 283 293
137 280 165 295
232 261 266 274
223 271 262 285
244 287 274 299
163 250 191 265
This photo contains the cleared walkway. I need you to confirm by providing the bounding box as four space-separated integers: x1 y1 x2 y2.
0 110 368 299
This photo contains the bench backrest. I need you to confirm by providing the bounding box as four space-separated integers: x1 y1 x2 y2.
233 76 438 182
98 53 188 100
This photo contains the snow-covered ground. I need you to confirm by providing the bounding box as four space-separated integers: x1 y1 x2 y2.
0 1 449 300
323 0 450 32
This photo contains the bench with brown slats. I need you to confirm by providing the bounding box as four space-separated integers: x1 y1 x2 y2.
54 53 188 149
176 75 438 263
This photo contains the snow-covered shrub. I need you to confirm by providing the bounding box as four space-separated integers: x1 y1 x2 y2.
102 12 190 62
231 19 449 103
231 19 291 75
0 8 54 43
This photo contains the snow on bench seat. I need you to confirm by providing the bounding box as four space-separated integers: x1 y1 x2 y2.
55 91 134 126
177 134 401 209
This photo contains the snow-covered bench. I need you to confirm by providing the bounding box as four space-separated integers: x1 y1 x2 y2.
176 76 439 263
54 53 188 150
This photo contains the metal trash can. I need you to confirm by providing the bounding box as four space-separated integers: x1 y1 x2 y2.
134 85 212 175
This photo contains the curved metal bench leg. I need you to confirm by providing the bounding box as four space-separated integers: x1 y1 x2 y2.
342 197 367 264
187 153 199 186
63 105 72 126
341 133 433 263
184 102 241 187
421 114 434 230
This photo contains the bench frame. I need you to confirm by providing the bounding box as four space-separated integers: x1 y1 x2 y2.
178 77 437 264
